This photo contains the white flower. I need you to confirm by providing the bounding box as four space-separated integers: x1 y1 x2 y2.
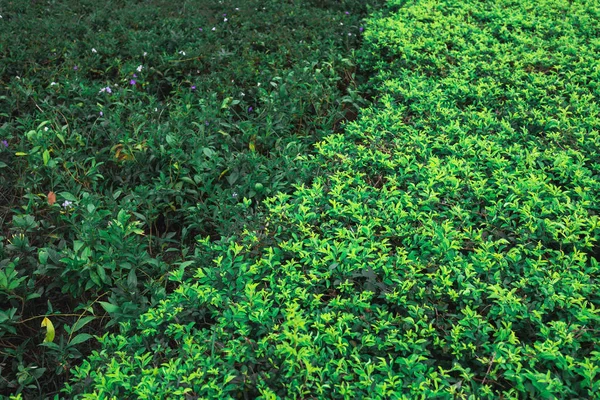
44 127 49 132
224 18 228 22
50 82 57 86
179 50 186 55
62 200 73 208
91 48 97 53
235 7 239 10
143 51 148 56
232 192 238 198
212 27 216 31
137 65 143 72
241 92 245 96
340 22 343 26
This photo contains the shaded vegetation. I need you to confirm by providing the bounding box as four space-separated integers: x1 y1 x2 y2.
0 0 378 396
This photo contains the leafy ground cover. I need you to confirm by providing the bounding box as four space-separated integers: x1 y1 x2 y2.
4 0 600 398
52 0 600 398
0 0 379 396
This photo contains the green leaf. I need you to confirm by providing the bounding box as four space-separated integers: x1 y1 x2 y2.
166 134 176 146
43 149 50 165
127 269 138 288
71 316 96 334
99 301 119 314
59 192 77 202
69 333 94 346
26 292 41 301
96 265 107 285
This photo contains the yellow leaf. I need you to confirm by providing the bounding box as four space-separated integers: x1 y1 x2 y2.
218 168 230 180
41 317 55 343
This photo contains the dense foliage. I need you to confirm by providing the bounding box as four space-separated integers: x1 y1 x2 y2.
3 0 600 398
55 0 600 398
0 0 376 396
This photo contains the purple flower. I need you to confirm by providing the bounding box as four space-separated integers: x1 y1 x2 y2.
133 74 138 78
73 66 78 70
248 106 253 112
199 28 203 31
191 85 196 90
99 111 104 116
1 140 8 148
129 79 136 85
61 200 73 208
205 121 210 126
345 11 349 15
359 27 364 32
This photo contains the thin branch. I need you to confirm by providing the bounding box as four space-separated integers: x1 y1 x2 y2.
481 352 496 386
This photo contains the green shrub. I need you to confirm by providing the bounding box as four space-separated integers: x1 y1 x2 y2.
65 0 600 398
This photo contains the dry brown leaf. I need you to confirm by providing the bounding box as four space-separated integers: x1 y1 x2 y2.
48 191 56 206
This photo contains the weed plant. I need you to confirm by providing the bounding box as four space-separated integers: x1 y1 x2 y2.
59 0 600 398
0 0 378 396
